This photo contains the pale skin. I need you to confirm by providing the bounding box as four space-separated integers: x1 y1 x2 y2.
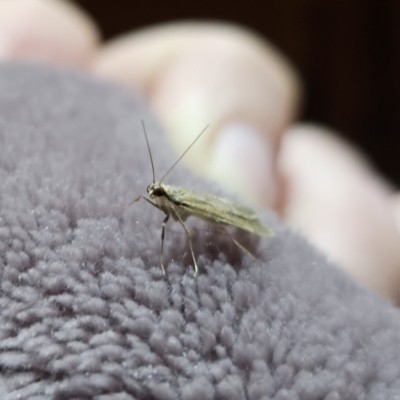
2 0 400 302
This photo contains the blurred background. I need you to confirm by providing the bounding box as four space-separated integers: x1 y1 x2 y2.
73 0 400 186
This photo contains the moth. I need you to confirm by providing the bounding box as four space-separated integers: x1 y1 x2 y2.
128 120 274 275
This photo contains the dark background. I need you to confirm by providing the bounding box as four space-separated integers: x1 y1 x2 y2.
73 0 400 186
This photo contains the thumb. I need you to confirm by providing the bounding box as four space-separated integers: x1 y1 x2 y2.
93 23 301 208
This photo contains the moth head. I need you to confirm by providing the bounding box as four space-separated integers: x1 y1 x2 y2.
147 182 165 198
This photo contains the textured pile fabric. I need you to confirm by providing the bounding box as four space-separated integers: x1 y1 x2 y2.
1 62 400 400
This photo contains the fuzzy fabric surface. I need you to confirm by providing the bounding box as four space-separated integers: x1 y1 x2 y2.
1 62 400 400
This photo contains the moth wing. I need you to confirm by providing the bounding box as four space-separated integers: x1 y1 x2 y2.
169 186 274 237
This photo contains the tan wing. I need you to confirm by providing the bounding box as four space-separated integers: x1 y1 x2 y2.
165 185 274 237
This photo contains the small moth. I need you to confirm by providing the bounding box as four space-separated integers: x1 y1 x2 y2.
129 120 274 275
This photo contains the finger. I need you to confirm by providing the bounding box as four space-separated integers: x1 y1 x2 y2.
93 23 302 208
393 194 400 235
279 124 400 303
0 0 100 67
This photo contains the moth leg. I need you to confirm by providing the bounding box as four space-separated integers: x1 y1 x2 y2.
141 196 168 273
160 214 170 275
120 195 160 210
141 196 158 208
118 194 143 209
220 227 256 261
172 209 198 275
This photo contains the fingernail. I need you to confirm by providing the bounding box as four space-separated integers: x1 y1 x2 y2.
207 122 277 207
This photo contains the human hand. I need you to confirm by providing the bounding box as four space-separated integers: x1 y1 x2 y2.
2 0 399 302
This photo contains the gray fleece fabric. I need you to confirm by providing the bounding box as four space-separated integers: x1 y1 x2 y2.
1 62 400 400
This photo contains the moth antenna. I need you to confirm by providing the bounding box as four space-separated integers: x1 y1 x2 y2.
160 124 210 183
141 120 156 183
